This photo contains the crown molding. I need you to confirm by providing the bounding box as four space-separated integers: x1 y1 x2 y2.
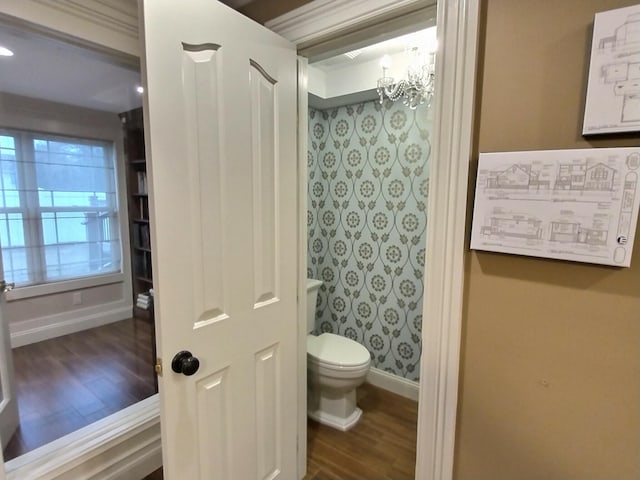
0 0 140 56
265 0 432 46
33 0 138 38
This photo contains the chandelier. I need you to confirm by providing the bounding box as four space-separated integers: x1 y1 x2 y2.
377 46 436 110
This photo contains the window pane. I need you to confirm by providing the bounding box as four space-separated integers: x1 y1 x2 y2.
3 247 29 285
0 211 30 285
35 154 114 194
7 213 25 247
0 130 122 287
1 136 19 209
33 139 47 151
42 211 120 281
42 212 57 245
0 136 15 149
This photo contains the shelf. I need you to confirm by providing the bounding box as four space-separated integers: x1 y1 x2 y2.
122 107 153 326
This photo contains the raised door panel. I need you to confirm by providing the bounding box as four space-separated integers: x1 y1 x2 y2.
250 59 279 308
180 42 228 326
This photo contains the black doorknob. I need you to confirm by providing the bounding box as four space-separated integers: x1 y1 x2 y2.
171 350 200 376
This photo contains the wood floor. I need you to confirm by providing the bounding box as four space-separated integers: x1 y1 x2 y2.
143 383 418 480
3 317 157 461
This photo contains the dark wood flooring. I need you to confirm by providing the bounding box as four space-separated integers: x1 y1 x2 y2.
143 383 418 480
3 317 157 461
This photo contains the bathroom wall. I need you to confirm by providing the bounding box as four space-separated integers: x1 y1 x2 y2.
455 0 640 478
307 99 431 380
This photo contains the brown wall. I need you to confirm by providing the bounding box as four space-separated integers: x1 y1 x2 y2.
455 1 640 480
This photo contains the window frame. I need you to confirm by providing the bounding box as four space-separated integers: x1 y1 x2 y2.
0 127 126 299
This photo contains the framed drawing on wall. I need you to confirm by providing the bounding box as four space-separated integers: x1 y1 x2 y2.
470 148 640 267
583 4 640 135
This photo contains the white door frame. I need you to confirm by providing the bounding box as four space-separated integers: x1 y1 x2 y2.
0 1 478 479
270 1 479 478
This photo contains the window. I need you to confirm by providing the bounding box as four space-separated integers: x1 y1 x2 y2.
0 129 121 287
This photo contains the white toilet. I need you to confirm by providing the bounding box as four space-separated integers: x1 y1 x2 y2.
306 279 371 431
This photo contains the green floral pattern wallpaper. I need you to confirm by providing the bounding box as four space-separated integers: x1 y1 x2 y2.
307 99 431 381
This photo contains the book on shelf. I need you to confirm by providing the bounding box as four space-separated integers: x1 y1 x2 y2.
139 223 151 249
136 292 153 310
137 171 147 194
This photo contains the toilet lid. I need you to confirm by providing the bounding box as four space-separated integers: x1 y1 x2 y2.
307 333 370 367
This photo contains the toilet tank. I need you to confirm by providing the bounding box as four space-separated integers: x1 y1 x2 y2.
306 279 323 333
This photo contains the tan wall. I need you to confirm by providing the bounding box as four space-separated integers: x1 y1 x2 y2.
455 1 640 479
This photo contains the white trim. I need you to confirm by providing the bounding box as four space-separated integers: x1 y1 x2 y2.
366 367 420 401
9 300 132 348
6 395 161 480
265 0 429 46
269 1 480 479
416 1 479 480
296 56 310 480
0 0 140 57
6 273 125 301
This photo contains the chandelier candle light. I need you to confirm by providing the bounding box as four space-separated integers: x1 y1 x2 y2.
377 45 436 110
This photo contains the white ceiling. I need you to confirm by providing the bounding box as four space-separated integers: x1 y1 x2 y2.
0 26 142 114
311 27 436 71
0 15 435 114
308 26 436 109
0 0 257 113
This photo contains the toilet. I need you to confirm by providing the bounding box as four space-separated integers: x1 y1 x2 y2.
306 279 371 431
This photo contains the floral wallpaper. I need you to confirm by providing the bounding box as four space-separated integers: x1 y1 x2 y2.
307 99 431 381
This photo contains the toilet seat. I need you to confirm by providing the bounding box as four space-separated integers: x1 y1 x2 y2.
307 333 370 370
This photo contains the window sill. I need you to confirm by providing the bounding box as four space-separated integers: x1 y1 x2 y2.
6 272 125 302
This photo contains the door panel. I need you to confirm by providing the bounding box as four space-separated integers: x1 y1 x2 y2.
140 1 298 479
250 60 279 306
181 42 227 324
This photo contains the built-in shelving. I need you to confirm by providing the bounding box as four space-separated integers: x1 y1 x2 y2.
119 108 154 321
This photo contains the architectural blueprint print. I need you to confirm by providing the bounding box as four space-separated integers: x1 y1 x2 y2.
470 148 640 267
583 4 640 135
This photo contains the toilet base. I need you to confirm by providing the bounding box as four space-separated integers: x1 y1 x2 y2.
308 406 362 431
307 386 363 431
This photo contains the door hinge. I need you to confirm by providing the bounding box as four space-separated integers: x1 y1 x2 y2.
155 358 163 376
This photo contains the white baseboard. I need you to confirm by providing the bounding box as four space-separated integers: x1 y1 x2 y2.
6 394 161 480
366 367 420 401
9 300 133 348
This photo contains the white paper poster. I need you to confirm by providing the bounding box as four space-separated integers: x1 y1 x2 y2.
583 4 640 135
470 148 640 267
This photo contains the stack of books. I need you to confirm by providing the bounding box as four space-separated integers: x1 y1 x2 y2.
136 291 153 310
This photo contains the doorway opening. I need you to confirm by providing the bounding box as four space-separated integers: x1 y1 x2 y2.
0 22 157 460
303 25 436 478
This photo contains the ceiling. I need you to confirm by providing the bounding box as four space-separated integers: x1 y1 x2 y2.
0 26 142 114
311 27 437 72
0 4 435 114
0 1 255 114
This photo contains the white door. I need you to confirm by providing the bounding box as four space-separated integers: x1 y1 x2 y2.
0 280 18 454
140 1 299 479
